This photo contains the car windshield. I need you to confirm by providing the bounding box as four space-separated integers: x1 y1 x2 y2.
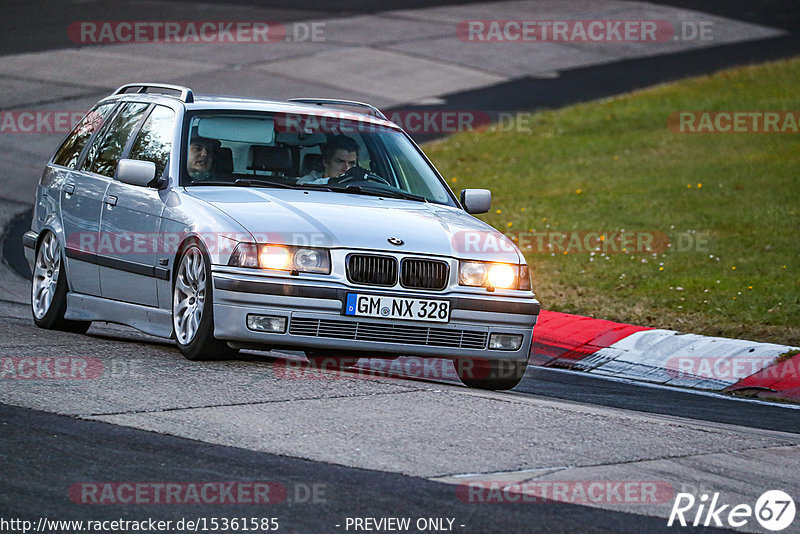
182 111 457 206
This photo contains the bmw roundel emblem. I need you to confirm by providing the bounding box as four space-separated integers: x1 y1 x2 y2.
388 237 404 246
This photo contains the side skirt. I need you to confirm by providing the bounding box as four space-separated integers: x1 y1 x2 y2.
65 293 173 339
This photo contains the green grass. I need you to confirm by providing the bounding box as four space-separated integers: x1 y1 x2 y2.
425 57 800 345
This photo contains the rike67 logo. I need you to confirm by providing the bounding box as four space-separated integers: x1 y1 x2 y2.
668 490 795 531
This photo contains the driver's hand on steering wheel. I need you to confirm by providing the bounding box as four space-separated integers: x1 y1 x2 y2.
337 165 367 183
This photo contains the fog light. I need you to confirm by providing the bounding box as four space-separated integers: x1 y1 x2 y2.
489 333 523 351
246 314 287 333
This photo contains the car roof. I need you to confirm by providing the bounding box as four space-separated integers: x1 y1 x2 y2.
102 83 400 131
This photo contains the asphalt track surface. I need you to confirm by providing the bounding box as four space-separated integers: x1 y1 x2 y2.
2 1 799 533
0 0 494 55
3 0 799 56
0 403 734 534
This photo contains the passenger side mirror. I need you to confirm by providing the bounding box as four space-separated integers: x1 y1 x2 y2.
116 159 158 187
460 189 491 214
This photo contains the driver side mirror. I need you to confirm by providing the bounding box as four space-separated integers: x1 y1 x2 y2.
116 159 159 188
460 189 491 214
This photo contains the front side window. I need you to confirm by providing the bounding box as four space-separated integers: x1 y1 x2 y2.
51 103 116 169
182 111 456 206
83 102 149 178
128 105 176 179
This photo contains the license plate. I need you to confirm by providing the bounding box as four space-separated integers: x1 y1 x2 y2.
345 294 450 323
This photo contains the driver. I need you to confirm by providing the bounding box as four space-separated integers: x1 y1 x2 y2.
186 136 221 181
298 135 359 185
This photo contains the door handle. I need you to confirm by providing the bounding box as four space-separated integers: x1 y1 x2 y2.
104 195 117 207
64 183 75 195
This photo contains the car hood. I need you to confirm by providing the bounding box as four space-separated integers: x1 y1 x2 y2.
184 187 522 263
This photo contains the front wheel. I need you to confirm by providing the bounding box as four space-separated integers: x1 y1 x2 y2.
454 358 528 390
31 231 90 333
173 241 238 361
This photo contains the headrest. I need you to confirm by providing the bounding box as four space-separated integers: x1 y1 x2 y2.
301 153 324 175
248 145 292 173
213 147 234 174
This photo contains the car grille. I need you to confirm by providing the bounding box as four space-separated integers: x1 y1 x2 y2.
346 254 449 290
289 317 487 349
346 254 397 286
400 259 449 290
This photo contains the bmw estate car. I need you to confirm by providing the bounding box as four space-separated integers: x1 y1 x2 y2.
24 83 539 390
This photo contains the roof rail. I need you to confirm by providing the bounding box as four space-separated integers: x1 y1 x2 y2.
112 83 194 103
288 98 387 121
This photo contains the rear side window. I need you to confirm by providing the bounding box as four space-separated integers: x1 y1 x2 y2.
83 102 149 178
51 103 116 169
128 105 176 179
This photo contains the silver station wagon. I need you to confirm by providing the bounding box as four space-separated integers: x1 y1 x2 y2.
24 83 539 390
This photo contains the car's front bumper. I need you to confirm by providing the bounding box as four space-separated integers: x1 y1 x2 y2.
211 270 539 362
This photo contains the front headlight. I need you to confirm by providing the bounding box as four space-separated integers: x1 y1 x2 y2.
228 243 331 274
487 263 516 288
459 261 531 290
260 245 291 270
458 261 488 286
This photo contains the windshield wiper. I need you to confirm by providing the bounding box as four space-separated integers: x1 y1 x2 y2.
188 180 239 186
187 179 304 189
332 184 427 202
188 178 426 202
234 178 303 189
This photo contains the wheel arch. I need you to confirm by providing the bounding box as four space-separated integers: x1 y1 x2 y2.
33 224 74 289
171 234 213 285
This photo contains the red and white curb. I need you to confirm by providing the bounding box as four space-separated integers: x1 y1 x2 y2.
531 310 800 402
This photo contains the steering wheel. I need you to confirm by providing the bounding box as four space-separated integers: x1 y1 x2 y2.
329 166 391 186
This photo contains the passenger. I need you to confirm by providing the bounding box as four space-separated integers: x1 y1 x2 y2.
186 136 221 181
298 135 359 184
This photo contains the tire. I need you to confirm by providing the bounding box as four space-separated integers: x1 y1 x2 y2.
172 240 238 361
305 350 360 370
454 358 528 391
31 231 91 334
